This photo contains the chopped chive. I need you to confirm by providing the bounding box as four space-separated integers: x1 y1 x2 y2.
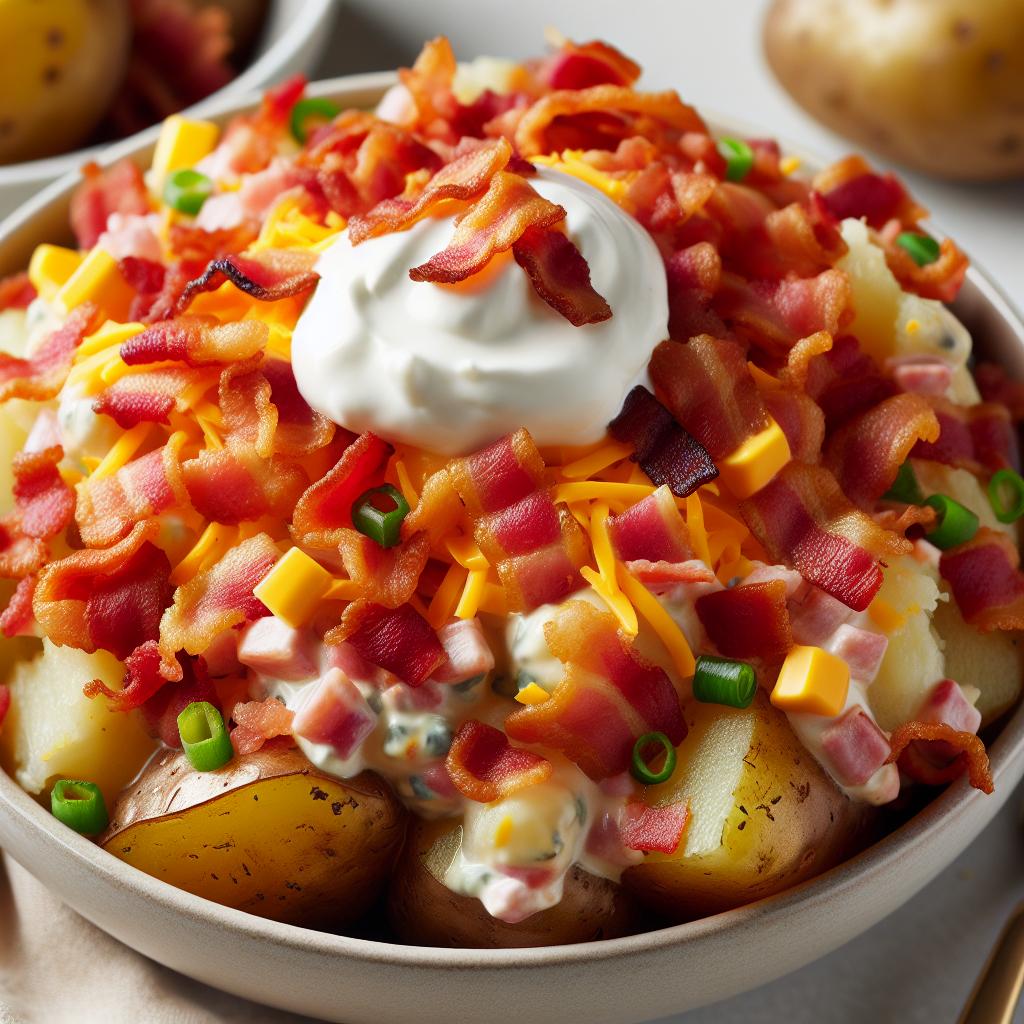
177 701 234 772
988 468 1024 524
630 731 677 785
883 461 924 505
290 97 341 144
717 137 755 182
352 484 409 548
50 780 109 836
693 654 758 709
924 493 979 550
896 232 941 267
163 169 214 216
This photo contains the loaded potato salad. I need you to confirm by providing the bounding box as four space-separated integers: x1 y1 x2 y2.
0 36 1020 947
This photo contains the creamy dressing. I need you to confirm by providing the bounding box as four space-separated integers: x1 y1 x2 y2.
291 168 669 455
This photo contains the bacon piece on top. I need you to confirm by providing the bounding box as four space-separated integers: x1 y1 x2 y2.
541 39 642 90
70 160 150 249
812 156 925 229
886 721 993 794
512 224 612 326
230 698 295 756
0 303 95 403
93 366 210 429
911 399 1019 475
620 800 690 854
120 317 268 368
695 579 792 661
0 575 37 638
609 385 719 498
506 600 685 780
0 272 35 312
446 719 553 803
83 639 170 713
337 528 431 609
939 528 1024 632
608 485 692 563
741 462 910 612
11 446 74 540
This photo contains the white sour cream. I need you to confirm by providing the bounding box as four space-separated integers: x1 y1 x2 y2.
291 168 669 455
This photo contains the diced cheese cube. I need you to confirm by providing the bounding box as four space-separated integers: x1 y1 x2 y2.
253 547 332 628
237 616 319 681
151 115 220 186
717 418 791 500
55 248 134 320
28 245 83 302
771 644 850 717
515 682 550 705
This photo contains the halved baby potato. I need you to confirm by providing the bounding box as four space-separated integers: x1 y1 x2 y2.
101 747 406 930
389 816 642 948
623 695 868 921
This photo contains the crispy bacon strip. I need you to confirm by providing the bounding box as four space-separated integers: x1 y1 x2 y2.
448 429 548 517
505 600 685 780
445 720 553 803
741 462 910 611
912 399 1019 474
174 249 319 315
159 533 279 666
608 486 692 563
120 316 268 368
975 362 1024 422
12 446 74 540
337 528 430 609
230 698 295 755
883 234 968 304
695 580 792 660
939 528 1024 632
0 304 95 403
292 432 393 548
825 393 940 508
76 434 190 548
0 522 46 580
326 601 446 687
763 388 824 464
409 171 567 284
543 39 642 89
70 160 150 249
813 155 925 228
609 385 719 497
140 656 219 745
0 272 35 311
620 801 690 854
93 366 210 428
886 721 993 794
218 357 276 458
512 225 612 326
0 576 36 638
347 137 513 244
83 639 170 712
261 358 336 457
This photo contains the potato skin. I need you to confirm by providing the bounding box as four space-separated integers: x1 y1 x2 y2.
388 817 642 948
101 747 406 930
764 0 1024 181
624 697 868 922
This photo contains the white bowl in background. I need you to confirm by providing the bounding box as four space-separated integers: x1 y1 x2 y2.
1 73 1023 1024
0 0 339 219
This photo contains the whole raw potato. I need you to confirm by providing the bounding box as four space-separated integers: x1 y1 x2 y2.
764 0 1024 181
101 747 406 929
0 0 131 164
389 817 643 948
624 696 868 921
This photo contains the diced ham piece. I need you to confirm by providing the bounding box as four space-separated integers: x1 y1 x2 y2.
201 628 241 677
196 160 302 232
826 624 888 684
194 193 245 232
326 640 398 688
790 585 853 645
917 679 982 735
237 615 319 681
292 668 377 758
430 617 496 684
887 356 954 397
585 810 643 868
819 706 892 787
97 213 163 263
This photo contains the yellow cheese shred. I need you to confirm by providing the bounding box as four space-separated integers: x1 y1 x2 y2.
555 481 655 507
684 492 712 567
616 563 696 679
428 562 468 629
585 501 638 635
455 568 489 619
170 522 238 586
559 442 633 481
90 423 151 480
446 535 489 571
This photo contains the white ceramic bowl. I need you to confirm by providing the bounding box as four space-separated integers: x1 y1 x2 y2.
1 73 1023 1024
0 0 338 218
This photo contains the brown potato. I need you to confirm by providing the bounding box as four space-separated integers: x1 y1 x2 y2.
389 817 642 948
764 0 1024 181
0 0 131 164
623 695 868 922
101 747 406 929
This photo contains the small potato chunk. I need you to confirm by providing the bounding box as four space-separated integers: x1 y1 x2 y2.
389 817 641 948
0 639 156 805
101 748 406 930
623 696 866 922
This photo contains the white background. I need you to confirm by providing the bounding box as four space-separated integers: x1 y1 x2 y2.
318 3 1024 1022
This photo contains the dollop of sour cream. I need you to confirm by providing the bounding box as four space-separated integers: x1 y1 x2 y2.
291 168 669 455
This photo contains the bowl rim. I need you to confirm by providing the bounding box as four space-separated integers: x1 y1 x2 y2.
0 0 337 189
2 68 1024 973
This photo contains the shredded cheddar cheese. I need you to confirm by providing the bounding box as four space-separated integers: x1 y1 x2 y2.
428 562 469 629
170 521 238 586
89 423 151 480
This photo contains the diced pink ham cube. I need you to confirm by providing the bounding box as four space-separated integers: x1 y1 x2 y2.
917 679 982 735
237 616 318 681
292 668 377 758
790 585 853 645
326 641 398 688
886 356 953 397
430 618 496 684
820 706 892 787
827 624 888 683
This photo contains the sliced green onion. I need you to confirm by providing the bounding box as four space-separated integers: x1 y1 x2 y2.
50 780 108 836
882 461 924 505
896 232 941 267
988 468 1024 524
924 493 979 550
717 137 755 182
290 97 341 144
177 701 234 772
163 169 214 216
693 654 758 709
630 731 677 785
352 484 410 548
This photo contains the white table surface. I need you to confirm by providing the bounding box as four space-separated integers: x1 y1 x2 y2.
318 3 1024 1022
